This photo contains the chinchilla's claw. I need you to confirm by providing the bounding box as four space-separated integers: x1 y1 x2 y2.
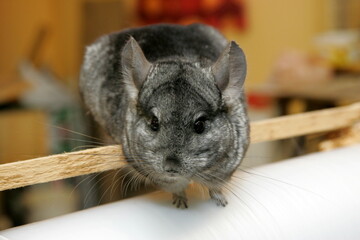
209 189 228 207
172 193 188 209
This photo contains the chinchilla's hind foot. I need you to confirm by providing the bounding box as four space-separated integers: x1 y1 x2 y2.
209 189 228 207
172 191 188 209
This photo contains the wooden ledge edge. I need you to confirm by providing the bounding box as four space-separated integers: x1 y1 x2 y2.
1 102 360 191
0 145 124 191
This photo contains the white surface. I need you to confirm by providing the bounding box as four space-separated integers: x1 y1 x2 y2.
2 145 360 240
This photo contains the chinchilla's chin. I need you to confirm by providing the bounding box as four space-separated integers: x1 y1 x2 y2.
160 174 190 184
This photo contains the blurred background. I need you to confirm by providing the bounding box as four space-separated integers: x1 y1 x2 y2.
1 0 360 230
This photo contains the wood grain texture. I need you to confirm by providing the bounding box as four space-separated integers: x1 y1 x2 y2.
0 145 123 191
250 102 360 143
319 123 360 151
1 103 360 191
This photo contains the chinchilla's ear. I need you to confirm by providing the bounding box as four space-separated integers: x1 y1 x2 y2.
121 36 152 99
211 41 246 103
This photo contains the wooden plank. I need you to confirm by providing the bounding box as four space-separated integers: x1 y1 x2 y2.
0 145 123 191
0 103 360 191
250 102 360 143
318 123 360 151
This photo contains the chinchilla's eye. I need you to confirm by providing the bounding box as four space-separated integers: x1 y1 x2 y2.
150 116 159 131
194 117 207 134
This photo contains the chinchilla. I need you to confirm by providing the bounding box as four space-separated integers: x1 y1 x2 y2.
80 23 249 208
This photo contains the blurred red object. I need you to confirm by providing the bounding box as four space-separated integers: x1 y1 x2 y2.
247 92 272 110
181 0 200 15
137 0 246 30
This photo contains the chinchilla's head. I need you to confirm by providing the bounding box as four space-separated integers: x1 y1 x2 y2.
121 37 249 184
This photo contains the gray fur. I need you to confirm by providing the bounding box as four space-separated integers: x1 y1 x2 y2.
80 23 249 208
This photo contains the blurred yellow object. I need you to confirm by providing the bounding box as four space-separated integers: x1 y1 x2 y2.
0 110 49 164
330 47 348 67
0 78 30 105
314 30 360 71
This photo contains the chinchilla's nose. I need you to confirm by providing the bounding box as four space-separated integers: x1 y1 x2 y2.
164 155 181 174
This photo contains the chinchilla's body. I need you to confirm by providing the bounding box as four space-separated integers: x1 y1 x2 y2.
80 23 249 208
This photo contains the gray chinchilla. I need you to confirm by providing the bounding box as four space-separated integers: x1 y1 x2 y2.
80 23 249 208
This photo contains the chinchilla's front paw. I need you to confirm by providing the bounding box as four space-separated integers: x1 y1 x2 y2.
172 192 188 209
209 189 228 207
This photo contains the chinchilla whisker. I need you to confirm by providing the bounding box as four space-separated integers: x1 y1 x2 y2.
197 172 254 205
136 169 152 190
223 181 281 234
110 171 127 199
125 168 149 196
242 155 273 160
196 172 262 222
73 172 102 208
69 153 124 157
237 167 304 190
223 179 279 226
130 170 147 192
68 173 95 200
133 166 153 182
63 138 106 146
109 168 126 198
84 172 110 207
129 173 140 192
139 168 161 186
236 167 327 200
120 168 139 197
111 166 152 198
198 172 271 226
194 173 211 189
230 175 279 194
97 168 135 204
142 173 153 189
123 171 139 197
222 184 262 220
97 172 115 205
65 154 148 163
124 170 138 193
71 145 106 151
47 124 104 142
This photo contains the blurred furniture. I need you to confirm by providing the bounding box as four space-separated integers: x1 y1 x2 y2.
253 75 360 155
0 78 29 105
258 75 360 104
0 110 49 164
